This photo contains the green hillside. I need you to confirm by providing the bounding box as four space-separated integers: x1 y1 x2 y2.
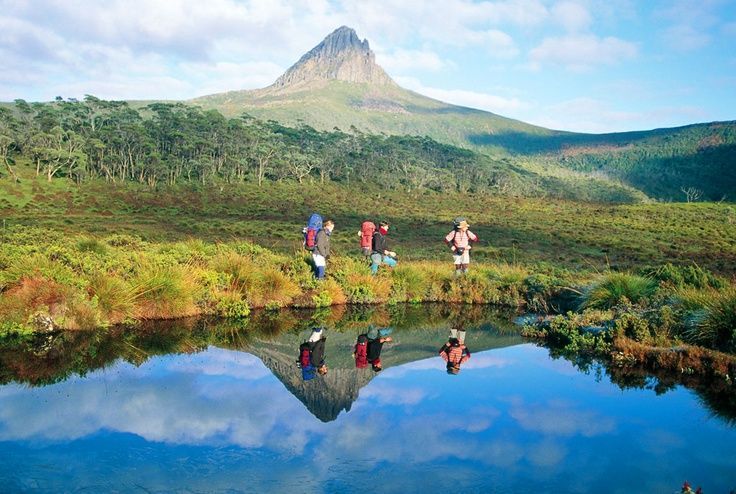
192 80 553 154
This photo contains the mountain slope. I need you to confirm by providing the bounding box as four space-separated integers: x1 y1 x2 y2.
190 26 736 201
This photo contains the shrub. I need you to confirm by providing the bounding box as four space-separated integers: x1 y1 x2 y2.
77 237 108 256
130 263 199 319
683 288 736 352
87 273 136 323
581 272 657 310
648 263 725 290
216 292 251 319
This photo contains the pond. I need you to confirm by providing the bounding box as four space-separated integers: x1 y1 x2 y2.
0 306 734 493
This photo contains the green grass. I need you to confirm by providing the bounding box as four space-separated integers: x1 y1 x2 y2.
2 173 735 274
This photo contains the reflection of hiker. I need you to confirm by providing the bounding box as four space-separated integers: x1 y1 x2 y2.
439 329 470 375
371 221 397 275
366 327 393 372
353 333 369 368
297 328 328 380
313 219 335 280
444 218 478 276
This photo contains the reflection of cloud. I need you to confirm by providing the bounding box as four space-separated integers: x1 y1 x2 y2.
510 400 616 437
163 347 272 380
0 350 322 452
527 439 567 467
361 383 427 406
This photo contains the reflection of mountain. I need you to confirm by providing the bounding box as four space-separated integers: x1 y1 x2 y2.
247 327 523 422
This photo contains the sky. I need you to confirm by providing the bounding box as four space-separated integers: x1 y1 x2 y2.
1 0 735 133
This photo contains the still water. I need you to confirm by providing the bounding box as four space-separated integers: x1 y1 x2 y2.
0 307 734 493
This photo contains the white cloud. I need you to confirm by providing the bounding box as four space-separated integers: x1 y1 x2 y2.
376 49 447 73
529 34 637 71
395 76 529 114
661 24 712 52
551 1 593 32
526 97 709 133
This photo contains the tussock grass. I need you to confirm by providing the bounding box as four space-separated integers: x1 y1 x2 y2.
581 272 657 310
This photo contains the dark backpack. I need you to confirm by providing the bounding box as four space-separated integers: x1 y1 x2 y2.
360 221 376 249
354 334 369 368
303 213 323 251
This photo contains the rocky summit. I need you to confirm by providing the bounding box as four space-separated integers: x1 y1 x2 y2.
271 26 395 89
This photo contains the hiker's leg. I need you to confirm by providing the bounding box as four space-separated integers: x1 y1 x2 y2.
457 330 466 344
312 253 326 279
383 256 397 268
450 328 458 339
370 253 382 275
453 254 463 276
460 252 470 274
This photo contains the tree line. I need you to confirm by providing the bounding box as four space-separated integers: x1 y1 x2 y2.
0 96 514 193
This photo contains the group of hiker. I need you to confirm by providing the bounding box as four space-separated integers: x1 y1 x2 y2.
296 326 472 380
303 214 479 279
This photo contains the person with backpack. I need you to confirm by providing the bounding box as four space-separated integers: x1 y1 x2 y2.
370 221 397 275
297 327 328 380
358 221 376 257
444 218 478 276
439 330 471 375
366 331 393 373
353 333 370 369
313 219 334 280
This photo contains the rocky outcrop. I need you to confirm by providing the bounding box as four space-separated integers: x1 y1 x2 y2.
271 26 395 89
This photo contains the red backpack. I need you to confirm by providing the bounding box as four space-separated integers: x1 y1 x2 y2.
354 334 369 368
360 221 376 249
298 342 312 368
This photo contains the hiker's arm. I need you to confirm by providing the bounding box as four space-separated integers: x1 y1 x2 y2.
444 231 455 244
460 348 471 364
467 230 478 242
439 344 450 361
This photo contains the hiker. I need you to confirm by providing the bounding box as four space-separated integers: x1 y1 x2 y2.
358 221 376 256
439 329 471 375
313 219 334 280
445 218 478 276
366 327 393 372
353 333 369 369
370 221 397 275
297 327 328 380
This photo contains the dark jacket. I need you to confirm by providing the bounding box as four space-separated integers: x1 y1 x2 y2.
315 229 331 258
310 337 326 367
367 339 384 362
372 231 388 255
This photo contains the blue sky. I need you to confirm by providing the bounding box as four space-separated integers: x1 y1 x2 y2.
1 0 735 133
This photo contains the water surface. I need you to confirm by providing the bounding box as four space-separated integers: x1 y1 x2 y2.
0 308 734 493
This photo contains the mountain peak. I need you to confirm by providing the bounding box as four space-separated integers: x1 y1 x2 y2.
271 26 395 89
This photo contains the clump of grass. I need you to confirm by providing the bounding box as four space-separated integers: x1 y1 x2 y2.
76 237 108 256
683 288 736 352
130 263 199 319
581 272 657 310
87 272 136 323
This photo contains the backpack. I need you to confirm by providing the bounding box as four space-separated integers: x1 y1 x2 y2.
359 221 376 249
354 334 369 368
298 342 312 368
303 213 323 251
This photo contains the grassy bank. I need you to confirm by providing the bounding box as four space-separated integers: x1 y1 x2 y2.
0 225 579 334
2 174 735 272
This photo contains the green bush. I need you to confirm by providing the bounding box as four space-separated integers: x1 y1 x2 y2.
581 272 657 310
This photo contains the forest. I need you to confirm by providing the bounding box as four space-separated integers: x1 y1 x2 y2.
0 96 517 194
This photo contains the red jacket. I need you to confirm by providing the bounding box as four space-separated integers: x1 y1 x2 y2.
440 343 471 366
445 229 478 250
